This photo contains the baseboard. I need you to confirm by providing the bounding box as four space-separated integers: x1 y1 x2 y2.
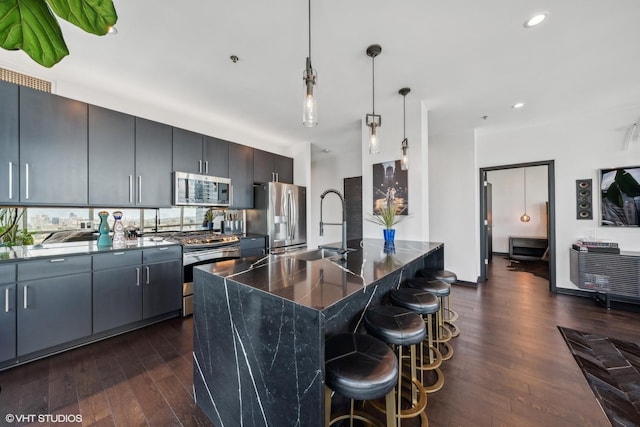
454 280 478 287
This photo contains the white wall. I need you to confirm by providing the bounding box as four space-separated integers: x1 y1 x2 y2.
487 166 548 253
473 108 640 289
428 128 478 282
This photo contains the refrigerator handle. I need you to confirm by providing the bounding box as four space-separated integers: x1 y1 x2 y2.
288 190 296 240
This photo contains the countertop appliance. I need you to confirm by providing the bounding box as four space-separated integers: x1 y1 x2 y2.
156 230 241 316
247 182 307 253
174 171 231 207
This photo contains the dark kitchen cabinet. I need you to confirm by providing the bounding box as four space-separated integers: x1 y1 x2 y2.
17 255 92 356
203 136 229 177
253 149 293 184
135 118 173 207
88 105 136 206
0 81 19 204
173 130 230 177
19 86 88 205
240 236 267 257
0 264 16 363
142 247 182 319
92 250 143 333
229 144 254 208
173 127 204 174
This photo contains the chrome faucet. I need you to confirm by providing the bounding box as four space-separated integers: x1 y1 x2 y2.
319 188 348 258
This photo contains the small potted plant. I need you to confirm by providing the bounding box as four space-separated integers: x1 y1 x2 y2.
368 204 404 242
205 209 215 230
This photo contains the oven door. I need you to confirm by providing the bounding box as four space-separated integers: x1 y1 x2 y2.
182 245 241 316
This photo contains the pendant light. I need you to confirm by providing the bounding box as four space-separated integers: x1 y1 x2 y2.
302 0 317 127
520 167 531 222
366 44 382 154
399 87 410 170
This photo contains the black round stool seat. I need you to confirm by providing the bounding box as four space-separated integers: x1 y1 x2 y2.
364 305 427 346
325 333 398 401
416 269 457 284
389 288 439 315
407 278 451 297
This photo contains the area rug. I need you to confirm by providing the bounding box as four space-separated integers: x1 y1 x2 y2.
504 257 549 280
558 326 640 427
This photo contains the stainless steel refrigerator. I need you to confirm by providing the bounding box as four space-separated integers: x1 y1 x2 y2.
247 182 307 253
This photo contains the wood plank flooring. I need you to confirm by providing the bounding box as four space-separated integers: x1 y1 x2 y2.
1 256 639 426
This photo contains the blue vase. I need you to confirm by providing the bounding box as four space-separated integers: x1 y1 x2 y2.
383 228 395 242
97 211 112 248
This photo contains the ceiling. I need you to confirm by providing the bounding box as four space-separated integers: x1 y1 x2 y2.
2 0 640 160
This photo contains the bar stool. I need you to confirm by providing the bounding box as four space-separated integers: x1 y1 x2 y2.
389 288 444 393
405 278 454 361
325 333 398 427
416 269 460 337
364 305 428 427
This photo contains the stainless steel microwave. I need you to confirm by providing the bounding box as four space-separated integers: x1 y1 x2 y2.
174 172 231 207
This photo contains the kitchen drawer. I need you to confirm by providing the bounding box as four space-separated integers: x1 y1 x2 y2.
143 245 182 264
93 250 142 270
0 264 16 284
18 255 92 281
241 236 266 250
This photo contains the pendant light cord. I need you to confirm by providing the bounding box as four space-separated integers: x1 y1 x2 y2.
523 168 527 210
403 93 406 139
372 56 376 115
308 0 311 59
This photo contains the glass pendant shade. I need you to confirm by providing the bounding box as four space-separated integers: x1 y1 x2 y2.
303 58 317 127
369 124 380 154
401 141 409 170
520 213 531 222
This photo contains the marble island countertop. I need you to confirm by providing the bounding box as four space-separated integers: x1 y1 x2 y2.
192 238 445 426
196 238 443 310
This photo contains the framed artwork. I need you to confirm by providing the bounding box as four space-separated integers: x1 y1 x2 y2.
372 160 408 215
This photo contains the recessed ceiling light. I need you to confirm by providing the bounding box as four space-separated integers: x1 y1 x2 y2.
524 13 548 28
322 149 330 153
512 102 525 109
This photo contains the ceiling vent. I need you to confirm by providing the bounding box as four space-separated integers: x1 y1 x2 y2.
0 67 51 93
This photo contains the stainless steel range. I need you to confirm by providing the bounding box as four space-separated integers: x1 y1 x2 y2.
157 231 241 316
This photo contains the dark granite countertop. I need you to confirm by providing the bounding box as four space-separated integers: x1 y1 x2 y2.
0 238 180 262
195 238 442 310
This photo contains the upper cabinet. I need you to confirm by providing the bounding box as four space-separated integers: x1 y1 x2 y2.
135 118 173 207
88 105 136 206
253 149 293 184
19 87 88 205
173 130 230 177
203 136 229 178
0 81 19 204
229 144 254 208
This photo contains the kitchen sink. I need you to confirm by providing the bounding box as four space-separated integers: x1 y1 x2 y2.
292 247 354 261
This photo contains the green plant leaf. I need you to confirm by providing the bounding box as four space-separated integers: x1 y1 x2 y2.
46 0 117 36
0 0 69 67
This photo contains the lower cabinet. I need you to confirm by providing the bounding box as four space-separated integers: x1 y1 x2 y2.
241 236 267 257
0 282 16 363
17 272 92 356
143 259 182 319
93 250 144 334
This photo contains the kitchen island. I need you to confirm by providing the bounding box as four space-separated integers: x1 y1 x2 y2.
192 239 444 427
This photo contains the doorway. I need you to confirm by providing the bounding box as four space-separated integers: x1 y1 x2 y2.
479 160 556 292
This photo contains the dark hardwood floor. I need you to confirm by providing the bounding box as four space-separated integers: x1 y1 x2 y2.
1 256 638 426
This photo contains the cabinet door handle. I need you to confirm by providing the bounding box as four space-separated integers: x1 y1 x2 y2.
23 286 28 309
276 172 279 182
49 258 65 263
4 288 9 313
25 163 30 199
204 161 209 174
159 247 168 251
129 175 133 204
146 266 150 284
137 176 142 204
198 160 202 174
136 267 140 286
8 161 13 200
113 252 125 256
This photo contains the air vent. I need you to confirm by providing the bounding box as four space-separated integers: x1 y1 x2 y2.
0 67 51 93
